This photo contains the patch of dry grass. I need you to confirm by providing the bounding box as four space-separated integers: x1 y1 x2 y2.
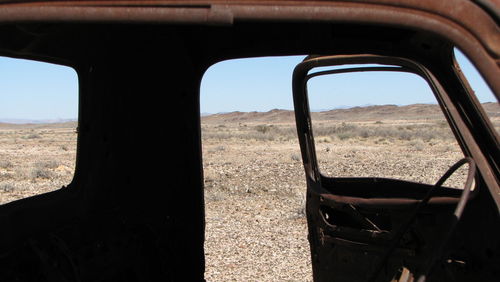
0 125 77 205
0 113 490 281
201 117 470 281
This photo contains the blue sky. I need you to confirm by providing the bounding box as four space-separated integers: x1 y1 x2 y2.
0 58 78 121
200 50 496 114
303 65 435 110
0 49 496 120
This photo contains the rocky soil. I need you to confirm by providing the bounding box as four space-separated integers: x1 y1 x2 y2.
0 126 76 204
202 135 465 281
1 103 497 281
203 139 311 281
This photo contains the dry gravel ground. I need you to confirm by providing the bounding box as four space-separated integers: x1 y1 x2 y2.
202 132 465 282
0 125 77 204
203 139 312 281
0 113 491 281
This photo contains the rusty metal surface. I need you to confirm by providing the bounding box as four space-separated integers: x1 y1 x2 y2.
0 1 497 52
0 1 497 281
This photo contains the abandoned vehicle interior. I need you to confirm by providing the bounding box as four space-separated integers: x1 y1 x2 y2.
0 0 498 281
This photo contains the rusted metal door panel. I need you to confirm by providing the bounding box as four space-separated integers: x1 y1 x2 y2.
293 53 499 281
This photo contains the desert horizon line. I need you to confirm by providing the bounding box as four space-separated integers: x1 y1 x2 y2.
1 102 497 123
202 101 497 116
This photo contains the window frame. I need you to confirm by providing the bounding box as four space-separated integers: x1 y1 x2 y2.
292 54 467 182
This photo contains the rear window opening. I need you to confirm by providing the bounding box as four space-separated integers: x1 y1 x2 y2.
201 56 312 281
0 56 78 205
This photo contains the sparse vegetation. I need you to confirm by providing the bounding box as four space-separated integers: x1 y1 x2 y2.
409 139 425 151
30 167 54 180
0 160 13 169
255 124 272 134
0 183 15 192
24 133 42 139
199 104 498 281
0 104 497 281
291 153 301 162
0 124 76 205
35 160 59 169
204 119 454 143
312 122 452 141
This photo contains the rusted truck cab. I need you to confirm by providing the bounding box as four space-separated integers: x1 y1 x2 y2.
0 1 498 281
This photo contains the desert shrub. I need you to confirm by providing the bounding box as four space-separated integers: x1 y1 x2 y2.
0 171 14 180
27 161 59 180
247 132 276 141
202 132 234 140
30 168 53 179
409 140 425 151
359 129 371 139
255 124 272 134
311 122 454 142
337 132 354 140
405 125 416 130
0 183 15 192
295 195 306 217
208 146 226 153
437 120 448 128
35 160 59 169
316 136 332 143
291 154 301 162
202 121 455 142
0 160 14 169
250 125 295 140
312 122 359 137
205 191 225 202
202 123 298 141
397 130 413 141
272 126 297 140
24 133 41 139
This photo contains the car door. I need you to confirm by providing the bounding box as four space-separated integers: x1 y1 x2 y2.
292 54 499 282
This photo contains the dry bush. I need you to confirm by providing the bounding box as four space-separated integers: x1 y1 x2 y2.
202 123 297 141
30 167 54 179
255 124 272 134
24 133 42 139
0 160 14 169
35 160 59 169
201 121 455 143
311 122 453 141
0 183 15 192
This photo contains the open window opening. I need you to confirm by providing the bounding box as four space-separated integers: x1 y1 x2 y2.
306 63 469 188
200 56 313 281
293 54 490 282
453 48 499 135
0 57 78 205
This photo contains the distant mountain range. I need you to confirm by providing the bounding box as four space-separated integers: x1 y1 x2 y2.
202 103 499 124
0 103 497 126
0 118 77 124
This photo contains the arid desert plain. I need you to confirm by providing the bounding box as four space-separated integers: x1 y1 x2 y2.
1 103 498 281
